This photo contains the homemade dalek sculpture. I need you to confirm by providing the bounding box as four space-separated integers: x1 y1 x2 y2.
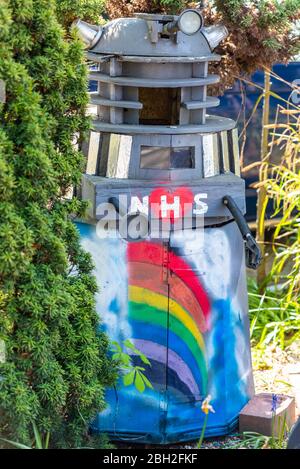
74 9 261 443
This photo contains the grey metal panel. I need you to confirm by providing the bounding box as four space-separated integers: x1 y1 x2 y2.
128 134 203 181
192 62 207 78
191 84 206 102
122 62 192 79
129 134 171 179
92 116 236 135
90 18 213 57
182 96 220 110
171 134 203 180
179 87 191 125
97 62 110 122
191 74 206 125
191 109 205 125
190 62 208 124
89 72 219 88
90 94 143 109
109 58 123 124
123 87 140 124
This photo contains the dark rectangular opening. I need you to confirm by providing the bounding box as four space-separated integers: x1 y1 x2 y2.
140 146 195 169
139 88 181 125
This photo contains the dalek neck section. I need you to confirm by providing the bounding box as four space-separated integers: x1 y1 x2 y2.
88 56 226 130
80 11 239 182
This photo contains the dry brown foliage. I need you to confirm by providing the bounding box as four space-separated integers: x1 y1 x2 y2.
105 1 300 95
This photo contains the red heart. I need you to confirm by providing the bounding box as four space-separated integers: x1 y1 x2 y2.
149 187 194 223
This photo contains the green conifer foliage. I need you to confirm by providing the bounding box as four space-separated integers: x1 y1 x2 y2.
56 0 106 28
0 0 115 447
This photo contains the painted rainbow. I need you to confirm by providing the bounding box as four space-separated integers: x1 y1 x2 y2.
127 241 211 398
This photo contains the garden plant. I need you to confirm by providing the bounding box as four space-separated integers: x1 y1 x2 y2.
248 89 300 351
0 0 116 449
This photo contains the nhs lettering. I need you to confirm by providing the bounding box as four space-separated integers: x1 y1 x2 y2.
96 189 208 239
130 191 208 218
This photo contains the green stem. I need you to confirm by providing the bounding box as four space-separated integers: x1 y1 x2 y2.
197 413 208 449
45 432 50 450
256 69 271 288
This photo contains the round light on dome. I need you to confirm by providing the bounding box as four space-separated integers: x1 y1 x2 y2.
178 9 203 35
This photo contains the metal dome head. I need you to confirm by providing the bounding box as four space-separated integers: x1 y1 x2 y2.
79 10 227 57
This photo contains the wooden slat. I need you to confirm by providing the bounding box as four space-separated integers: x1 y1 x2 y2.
117 54 221 63
86 53 221 64
182 96 220 110
231 127 241 176
86 52 115 63
81 173 246 223
221 130 230 173
88 72 220 88
90 94 142 109
203 133 220 177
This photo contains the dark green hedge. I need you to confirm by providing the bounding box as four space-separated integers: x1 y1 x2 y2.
0 0 115 448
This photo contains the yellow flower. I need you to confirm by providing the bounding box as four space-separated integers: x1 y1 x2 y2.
201 395 215 415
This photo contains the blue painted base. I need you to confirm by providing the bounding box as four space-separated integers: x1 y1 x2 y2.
91 415 239 445
77 221 254 443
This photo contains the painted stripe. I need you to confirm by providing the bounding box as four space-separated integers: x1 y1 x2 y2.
130 356 194 398
128 261 207 332
127 241 210 320
132 339 200 396
130 320 206 394
129 286 205 352
129 301 207 385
